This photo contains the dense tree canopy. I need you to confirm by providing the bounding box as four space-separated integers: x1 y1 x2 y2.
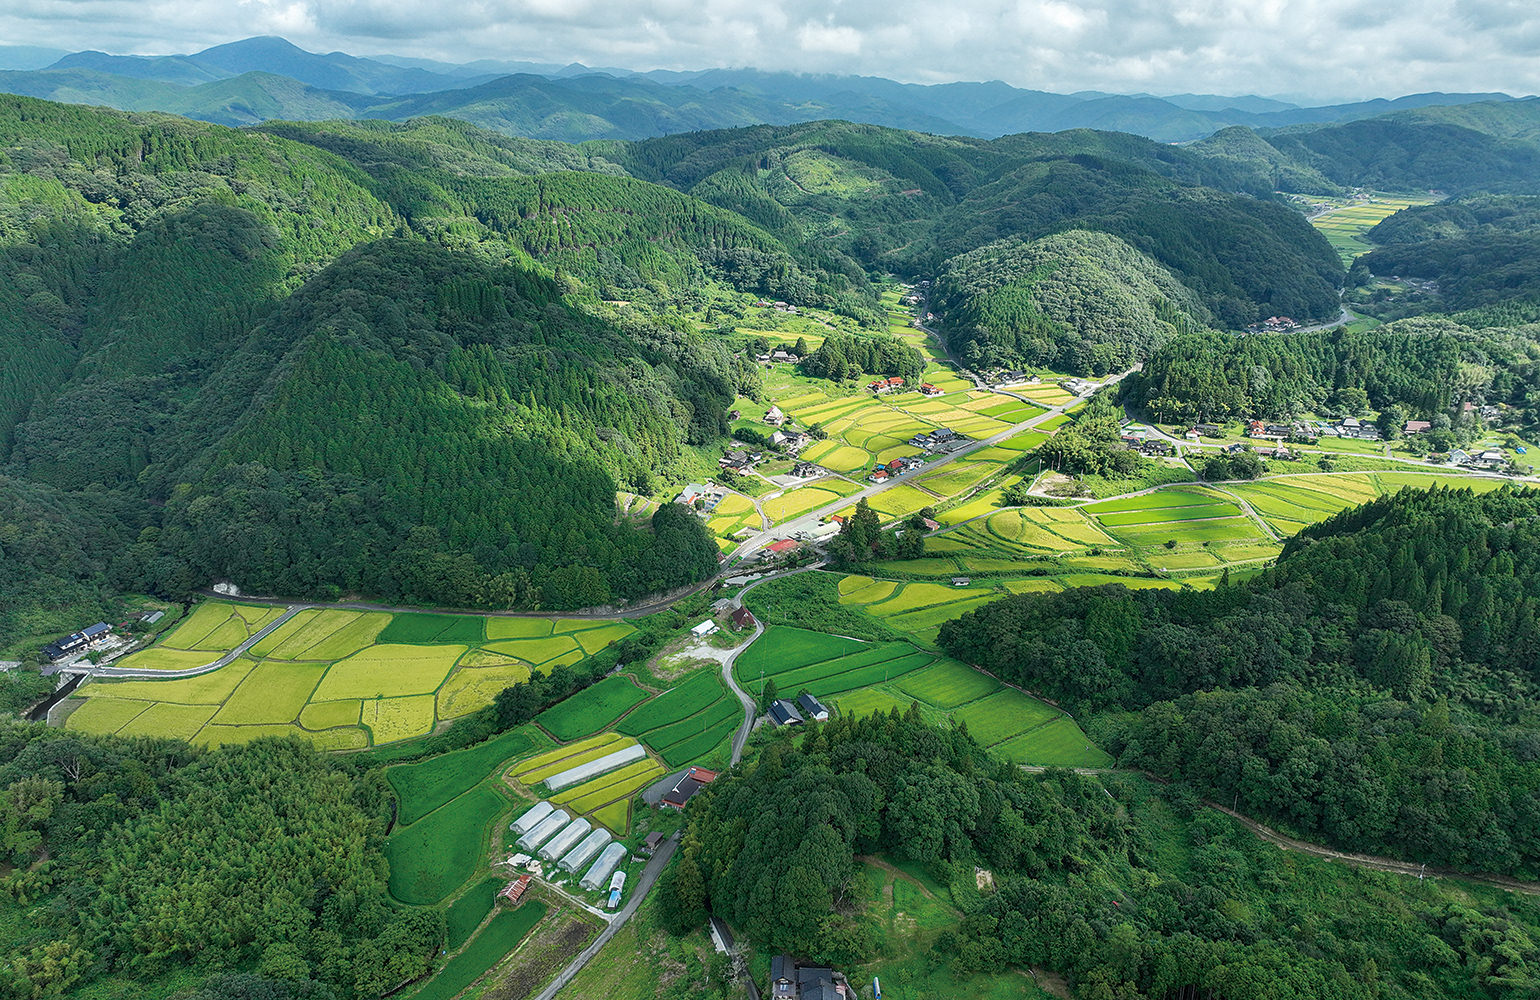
1125 316 1540 424
0 728 437 1000
658 710 1540 999
931 230 1210 375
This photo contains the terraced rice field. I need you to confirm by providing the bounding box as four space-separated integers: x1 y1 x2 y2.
1308 195 1433 265
109 601 287 671
66 604 635 748
1229 471 1504 534
749 628 1111 766
534 677 651 741
763 483 855 523
706 491 761 538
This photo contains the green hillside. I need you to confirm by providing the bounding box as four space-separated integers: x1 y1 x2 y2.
0 96 744 630
931 229 1211 374
605 120 1345 327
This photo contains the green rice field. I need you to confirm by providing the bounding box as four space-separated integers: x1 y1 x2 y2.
534 676 650 741
66 603 634 748
404 902 549 1000
1308 194 1434 266
740 627 1109 767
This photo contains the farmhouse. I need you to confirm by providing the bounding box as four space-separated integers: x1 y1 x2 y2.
42 622 112 662
768 699 805 727
731 607 757 631
770 349 798 363
1193 423 1221 437
765 539 801 557
1469 449 1508 470
663 766 720 808
1404 420 1432 434
769 956 846 1000
642 832 667 855
792 461 821 478
765 406 786 426
868 468 890 482
796 692 829 721
919 383 942 396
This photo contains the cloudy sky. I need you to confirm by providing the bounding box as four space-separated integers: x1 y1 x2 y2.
4 0 1538 101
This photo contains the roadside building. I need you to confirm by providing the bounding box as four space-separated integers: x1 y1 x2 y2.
796 692 830 722
498 875 532 906
663 766 720 809
42 622 112 662
768 699 805 727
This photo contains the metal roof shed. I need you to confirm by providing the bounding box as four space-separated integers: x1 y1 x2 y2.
559 828 613 872
539 818 592 861
511 800 555 835
517 810 570 851
580 842 628 890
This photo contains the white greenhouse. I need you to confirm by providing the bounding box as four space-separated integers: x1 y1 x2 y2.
580 842 629 890
517 809 570 851
539 817 592 861
511 800 554 835
559 828 613 872
544 744 647 791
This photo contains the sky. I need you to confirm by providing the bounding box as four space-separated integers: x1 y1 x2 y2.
3 0 1538 102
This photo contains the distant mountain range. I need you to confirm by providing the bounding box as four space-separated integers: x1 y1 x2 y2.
0 35 1530 143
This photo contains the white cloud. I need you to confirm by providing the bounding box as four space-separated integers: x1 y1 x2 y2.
1 0 1537 101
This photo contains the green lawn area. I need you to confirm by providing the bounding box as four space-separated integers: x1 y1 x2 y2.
735 626 867 680
953 689 1061 746
994 717 1114 767
615 670 725 736
379 613 487 644
445 877 502 949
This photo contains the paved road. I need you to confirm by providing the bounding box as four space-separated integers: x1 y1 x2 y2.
84 605 305 679
536 832 680 1000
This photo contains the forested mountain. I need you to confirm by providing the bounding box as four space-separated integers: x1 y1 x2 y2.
603 121 1345 327
1357 195 1540 312
1124 315 1540 424
931 230 1211 374
658 707 1540 999
941 487 1540 874
1186 101 1540 196
0 95 745 623
0 726 440 999
0 37 1528 143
